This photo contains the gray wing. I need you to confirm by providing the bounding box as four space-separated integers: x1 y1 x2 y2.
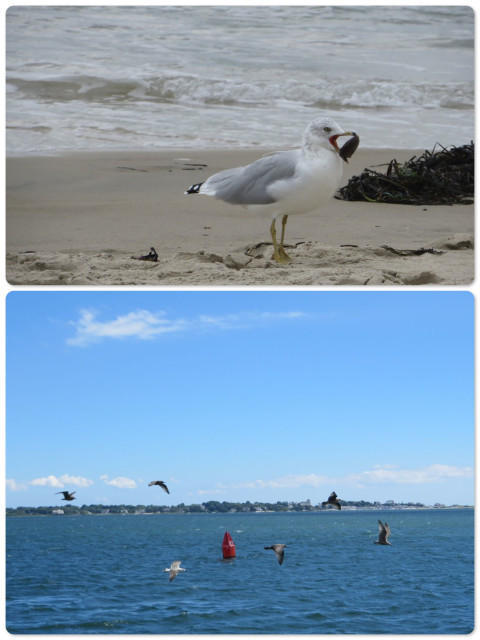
201 150 300 205
153 481 169 494
378 520 387 542
169 561 182 581
160 482 170 494
149 480 169 493
384 522 391 542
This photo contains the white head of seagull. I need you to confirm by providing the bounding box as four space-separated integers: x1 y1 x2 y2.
185 116 356 265
302 117 350 155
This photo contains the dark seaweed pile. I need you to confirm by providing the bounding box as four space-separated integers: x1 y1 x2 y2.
336 142 474 205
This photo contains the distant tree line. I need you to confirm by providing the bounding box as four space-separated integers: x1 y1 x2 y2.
3 498 448 517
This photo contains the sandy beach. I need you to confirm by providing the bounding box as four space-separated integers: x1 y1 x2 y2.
6 148 474 286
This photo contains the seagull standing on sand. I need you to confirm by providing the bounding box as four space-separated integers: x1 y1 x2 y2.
55 491 76 501
148 480 170 494
164 561 186 582
322 491 341 510
264 544 288 565
185 117 357 264
375 520 392 545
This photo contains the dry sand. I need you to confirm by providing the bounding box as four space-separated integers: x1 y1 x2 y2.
6 148 474 286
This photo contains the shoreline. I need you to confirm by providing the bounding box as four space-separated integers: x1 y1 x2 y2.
5 143 427 160
7 506 473 516
6 147 474 286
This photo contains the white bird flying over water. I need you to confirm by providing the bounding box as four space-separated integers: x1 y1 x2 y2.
164 561 186 582
185 117 357 264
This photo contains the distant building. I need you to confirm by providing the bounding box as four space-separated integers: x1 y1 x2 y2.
52 509 64 515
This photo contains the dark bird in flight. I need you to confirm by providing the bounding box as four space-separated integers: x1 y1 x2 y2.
148 480 170 494
264 544 288 565
374 520 392 545
322 491 341 510
164 561 186 582
55 491 76 501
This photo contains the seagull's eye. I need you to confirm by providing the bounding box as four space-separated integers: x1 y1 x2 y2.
323 126 331 133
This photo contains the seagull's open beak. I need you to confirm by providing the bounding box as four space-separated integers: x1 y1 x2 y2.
329 131 356 152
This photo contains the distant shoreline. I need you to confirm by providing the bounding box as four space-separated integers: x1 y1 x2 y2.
6 505 473 517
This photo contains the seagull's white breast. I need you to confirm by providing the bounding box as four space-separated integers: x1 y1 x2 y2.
266 149 344 217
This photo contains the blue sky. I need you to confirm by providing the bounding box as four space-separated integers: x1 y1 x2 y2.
6 291 473 508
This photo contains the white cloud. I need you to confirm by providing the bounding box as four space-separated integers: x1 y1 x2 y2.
100 475 137 489
345 464 473 485
198 311 307 330
196 488 227 496
30 474 94 488
214 465 473 493
67 309 308 346
250 474 330 489
67 309 186 346
6 479 27 491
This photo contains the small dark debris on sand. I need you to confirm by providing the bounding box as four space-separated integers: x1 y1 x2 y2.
131 247 159 262
337 142 474 205
381 245 445 256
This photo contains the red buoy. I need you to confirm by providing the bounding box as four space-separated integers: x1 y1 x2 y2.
222 531 236 558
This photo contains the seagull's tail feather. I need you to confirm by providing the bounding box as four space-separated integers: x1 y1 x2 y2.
185 182 204 195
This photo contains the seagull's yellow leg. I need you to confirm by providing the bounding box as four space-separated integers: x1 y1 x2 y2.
270 219 289 264
278 214 291 263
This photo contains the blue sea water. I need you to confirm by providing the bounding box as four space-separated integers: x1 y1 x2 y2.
6 510 473 634
6 5 474 154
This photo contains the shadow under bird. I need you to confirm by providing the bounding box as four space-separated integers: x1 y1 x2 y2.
55 491 76 501
164 561 186 582
264 544 288 565
148 480 170 494
375 520 392 545
322 491 341 510
185 117 357 264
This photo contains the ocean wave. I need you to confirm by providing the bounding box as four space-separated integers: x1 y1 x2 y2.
7 73 474 111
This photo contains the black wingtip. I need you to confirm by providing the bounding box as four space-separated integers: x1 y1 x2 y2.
185 182 204 195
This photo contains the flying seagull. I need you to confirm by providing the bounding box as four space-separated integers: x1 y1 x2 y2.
55 491 76 501
148 480 170 494
185 117 357 264
375 520 392 545
264 544 288 565
322 491 341 510
164 561 186 582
